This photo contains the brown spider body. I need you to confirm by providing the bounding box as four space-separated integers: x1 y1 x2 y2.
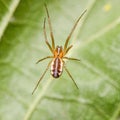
51 46 64 78
32 4 87 94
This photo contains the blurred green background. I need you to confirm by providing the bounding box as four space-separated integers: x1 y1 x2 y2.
0 0 120 120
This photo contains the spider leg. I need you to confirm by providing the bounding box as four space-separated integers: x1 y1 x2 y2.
36 56 53 64
64 65 79 89
32 60 52 94
44 18 53 53
63 57 80 61
64 45 73 55
44 4 55 49
64 9 87 51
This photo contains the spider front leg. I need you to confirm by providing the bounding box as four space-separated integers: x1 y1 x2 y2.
64 9 87 53
64 45 73 55
44 18 53 53
45 4 55 50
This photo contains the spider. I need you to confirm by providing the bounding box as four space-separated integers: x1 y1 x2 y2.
32 4 87 94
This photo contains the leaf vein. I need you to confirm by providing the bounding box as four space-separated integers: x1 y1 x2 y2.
0 0 21 41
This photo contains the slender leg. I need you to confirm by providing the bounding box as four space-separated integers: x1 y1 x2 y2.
44 4 55 49
63 57 80 61
44 18 53 53
64 9 87 51
64 65 79 89
36 56 53 64
64 45 73 55
32 60 52 94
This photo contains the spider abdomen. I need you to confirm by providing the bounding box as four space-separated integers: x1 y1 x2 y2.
51 58 63 78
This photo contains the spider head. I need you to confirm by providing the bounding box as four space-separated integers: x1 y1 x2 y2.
54 46 63 58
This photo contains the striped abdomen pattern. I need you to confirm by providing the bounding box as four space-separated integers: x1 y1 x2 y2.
51 58 63 78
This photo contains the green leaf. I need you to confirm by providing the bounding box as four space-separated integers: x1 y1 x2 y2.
0 0 120 120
